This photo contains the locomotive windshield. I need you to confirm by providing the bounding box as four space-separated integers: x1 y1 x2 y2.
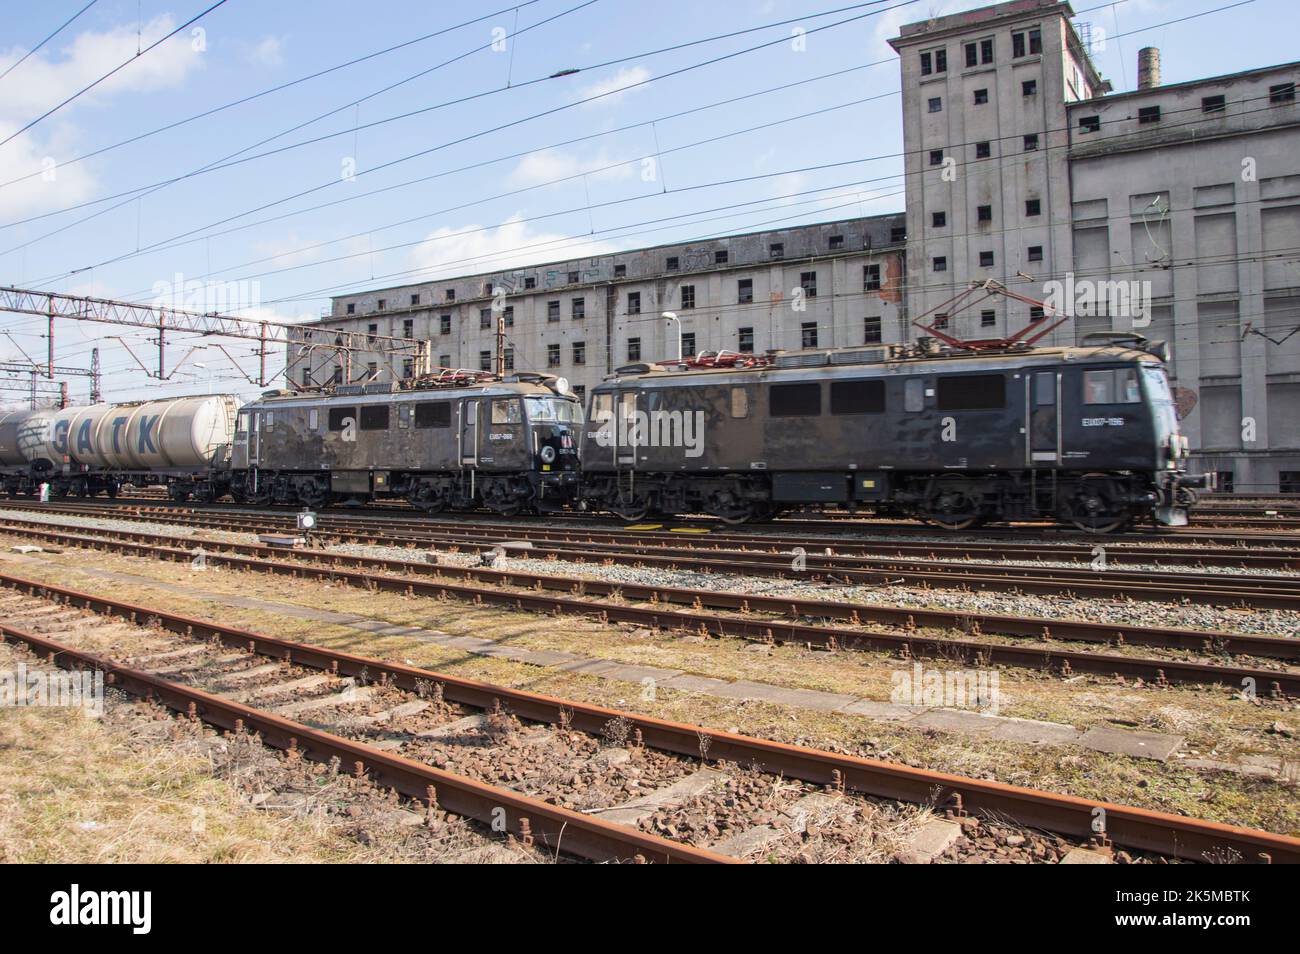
525 397 583 424
1142 365 1173 403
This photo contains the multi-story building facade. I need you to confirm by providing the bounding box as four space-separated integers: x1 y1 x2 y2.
301 0 1300 490
303 215 907 404
890 0 1300 491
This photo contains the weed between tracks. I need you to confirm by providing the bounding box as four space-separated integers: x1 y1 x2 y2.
0 541 1296 841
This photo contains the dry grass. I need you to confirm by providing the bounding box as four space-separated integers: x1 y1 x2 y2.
1 541 1296 839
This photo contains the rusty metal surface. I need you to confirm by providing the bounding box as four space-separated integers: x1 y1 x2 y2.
2 521 1296 695
0 616 731 865
9 498 1298 607
1 573 1295 864
2 514 1295 663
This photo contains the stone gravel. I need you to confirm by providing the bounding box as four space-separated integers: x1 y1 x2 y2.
5 506 1297 638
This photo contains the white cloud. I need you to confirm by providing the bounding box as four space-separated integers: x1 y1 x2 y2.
0 15 203 119
508 147 637 187
576 66 651 107
246 36 285 68
407 214 616 277
0 15 203 221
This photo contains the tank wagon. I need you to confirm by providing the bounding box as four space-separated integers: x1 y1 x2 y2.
579 335 1208 531
232 371 582 513
0 395 239 499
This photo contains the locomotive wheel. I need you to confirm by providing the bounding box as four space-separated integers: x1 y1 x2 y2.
609 497 649 521
1062 476 1129 533
297 484 329 509
245 487 273 507
407 492 446 514
711 504 754 526
924 477 982 531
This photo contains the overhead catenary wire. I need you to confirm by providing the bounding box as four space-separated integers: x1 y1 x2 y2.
0 0 99 83
0 0 231 149
12 0 1269 293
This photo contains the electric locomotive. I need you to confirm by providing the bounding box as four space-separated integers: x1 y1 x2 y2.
230 370 582 513
579 334 1207 531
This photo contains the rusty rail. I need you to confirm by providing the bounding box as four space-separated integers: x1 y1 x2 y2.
1 521 1296 695
1 573 1295 863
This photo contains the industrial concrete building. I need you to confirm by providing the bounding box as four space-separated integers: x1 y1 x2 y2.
304 0 1300 490
888 0 1300 491
302 215 908 406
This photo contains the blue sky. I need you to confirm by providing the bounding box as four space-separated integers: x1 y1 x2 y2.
0 0 1293 403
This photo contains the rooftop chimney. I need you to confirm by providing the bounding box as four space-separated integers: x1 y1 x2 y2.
1137 47 1161 90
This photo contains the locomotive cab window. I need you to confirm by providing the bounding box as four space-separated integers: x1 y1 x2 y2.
830 379 885 415
1083 368 1141 405
264 411 274 431
936 374 1005 410
491 399 522 425
525 397 582 423
904 379 925 412
237 412 250 434
730 387 748 419
769 383 820 417
359 405 390 430
591 393 613 421
1034 372 1056 405
414 402 450 428
328 407 356 431
308 408 319 430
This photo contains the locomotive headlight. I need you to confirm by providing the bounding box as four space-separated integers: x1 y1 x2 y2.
539 445 557 464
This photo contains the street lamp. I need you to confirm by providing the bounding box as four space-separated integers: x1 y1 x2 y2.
661 311 681 362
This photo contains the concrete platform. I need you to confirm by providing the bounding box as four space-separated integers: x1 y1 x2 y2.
1078 724 1184 762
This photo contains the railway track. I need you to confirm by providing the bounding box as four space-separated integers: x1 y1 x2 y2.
2 517 1295 695
6 500 1300 609
40 491 1300 540
3 575 1295 863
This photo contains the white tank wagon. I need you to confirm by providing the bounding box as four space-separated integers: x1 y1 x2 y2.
0 409 55 470
1 395 241 499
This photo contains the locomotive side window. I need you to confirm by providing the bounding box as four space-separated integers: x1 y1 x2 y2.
237 412 250 433
830 380 885 414
328 407 357 431
1083 369 1141 404
730 387 748 418
904 379 925 412
265 411 274 431
1034 372 1055 405
591 393 613 421
359 405 390 430
770 383 820 417
309 408 319 430
414 402 450 428
936 374 1005 410
397 405 410 429
491 399 522 425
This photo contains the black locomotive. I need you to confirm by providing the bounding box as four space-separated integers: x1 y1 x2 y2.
231 371 582 514
579 334 1206 531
